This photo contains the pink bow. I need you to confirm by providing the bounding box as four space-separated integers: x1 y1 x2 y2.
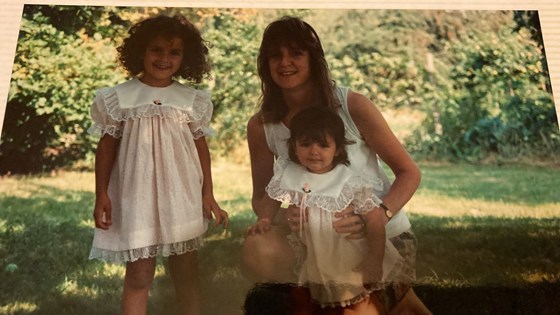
300 183 311 237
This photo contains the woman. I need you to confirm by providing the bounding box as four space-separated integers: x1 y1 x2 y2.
242 16 431 314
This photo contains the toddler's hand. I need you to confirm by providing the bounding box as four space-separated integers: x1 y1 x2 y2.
245 218 272 236
93 194 112 230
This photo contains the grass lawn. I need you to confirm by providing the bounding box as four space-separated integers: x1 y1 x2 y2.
1 161 559 314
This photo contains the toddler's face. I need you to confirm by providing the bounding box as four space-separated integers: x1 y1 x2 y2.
295 134 337 174
141 36 184 87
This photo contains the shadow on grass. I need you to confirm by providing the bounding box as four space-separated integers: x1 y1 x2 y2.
416 282 560 315
198 211 255 315
411 214 560 315
0 186 125 314
2 186 559 314
0 189 258 315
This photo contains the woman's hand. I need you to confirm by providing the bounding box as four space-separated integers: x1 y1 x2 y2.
245 218 272 236
333 206 367 239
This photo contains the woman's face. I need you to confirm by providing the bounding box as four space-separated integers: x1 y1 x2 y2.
141 36 184 87
268 45 312 92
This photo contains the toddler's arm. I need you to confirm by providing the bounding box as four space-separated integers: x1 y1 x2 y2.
194 137 229 228
93 134 120 230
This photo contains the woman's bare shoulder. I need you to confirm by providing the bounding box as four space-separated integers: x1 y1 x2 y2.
346 90 384 123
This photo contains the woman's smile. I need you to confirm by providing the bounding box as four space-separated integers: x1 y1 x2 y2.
268 46 311 90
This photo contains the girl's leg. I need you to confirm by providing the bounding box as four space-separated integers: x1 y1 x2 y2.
168 251 201 315
122 257 157 315
241 225 297 283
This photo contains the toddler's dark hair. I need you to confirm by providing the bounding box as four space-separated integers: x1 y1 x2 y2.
288 106 354 167
243 283 293 315
117 15 210 83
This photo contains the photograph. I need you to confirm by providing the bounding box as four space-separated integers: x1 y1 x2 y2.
0 3 559 314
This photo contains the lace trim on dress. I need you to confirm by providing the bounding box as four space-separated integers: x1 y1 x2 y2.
186 90 214 139
310 281 376 308
286 232 306 276
89 237 204 263
266 175 384 213
309 279 409 308
99 86 211 125
87 122 124 138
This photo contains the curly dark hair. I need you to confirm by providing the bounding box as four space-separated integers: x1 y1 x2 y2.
257 16 339 123
117 15 211 83
288 106 353 167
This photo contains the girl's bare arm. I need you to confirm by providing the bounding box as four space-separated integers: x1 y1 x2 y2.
93 134 120 229
194 136 228 228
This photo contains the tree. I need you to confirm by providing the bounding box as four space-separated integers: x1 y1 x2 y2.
1 6 130 173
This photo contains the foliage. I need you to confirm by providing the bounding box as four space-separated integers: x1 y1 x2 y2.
0 6 130 173
407 24 560 162
329 50 429 109
201 9 263 155
1 7 558 173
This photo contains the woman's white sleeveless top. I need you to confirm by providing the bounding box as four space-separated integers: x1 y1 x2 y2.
263 85 411 238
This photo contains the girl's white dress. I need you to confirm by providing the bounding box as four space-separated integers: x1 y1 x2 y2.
266 159 405 307
88 77 212 263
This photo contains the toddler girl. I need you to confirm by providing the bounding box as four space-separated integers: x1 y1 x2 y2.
88 15 227 315
254 106 407 310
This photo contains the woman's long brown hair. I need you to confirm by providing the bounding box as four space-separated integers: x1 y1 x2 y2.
257 16 339 123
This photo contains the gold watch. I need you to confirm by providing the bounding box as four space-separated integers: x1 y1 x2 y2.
380 203 393 220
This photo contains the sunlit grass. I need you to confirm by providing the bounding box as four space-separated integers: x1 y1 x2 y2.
0 302 38 314
1 160 559 314
407 196 560 218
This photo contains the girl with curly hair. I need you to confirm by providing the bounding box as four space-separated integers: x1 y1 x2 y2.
88 15 228 314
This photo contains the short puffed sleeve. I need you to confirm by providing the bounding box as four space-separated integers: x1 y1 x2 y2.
87 88 124 138
350 177 384 214
188 89 214 140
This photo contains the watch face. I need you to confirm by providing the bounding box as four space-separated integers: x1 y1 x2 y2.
386 210 393 218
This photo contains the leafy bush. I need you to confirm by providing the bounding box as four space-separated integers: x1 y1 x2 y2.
1 7 128 173
1 7 558 174
407 25 560 162
202 10 262 156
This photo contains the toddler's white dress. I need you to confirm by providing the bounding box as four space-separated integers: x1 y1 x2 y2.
266 159 405 307
88 77 212 263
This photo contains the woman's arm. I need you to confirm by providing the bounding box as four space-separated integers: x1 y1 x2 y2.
247 114 277 217
246 114 283 233
194 136 229 228
93 134 120 230
347 90 421 220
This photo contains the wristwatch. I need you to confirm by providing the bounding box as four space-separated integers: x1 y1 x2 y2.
379 203 393 220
